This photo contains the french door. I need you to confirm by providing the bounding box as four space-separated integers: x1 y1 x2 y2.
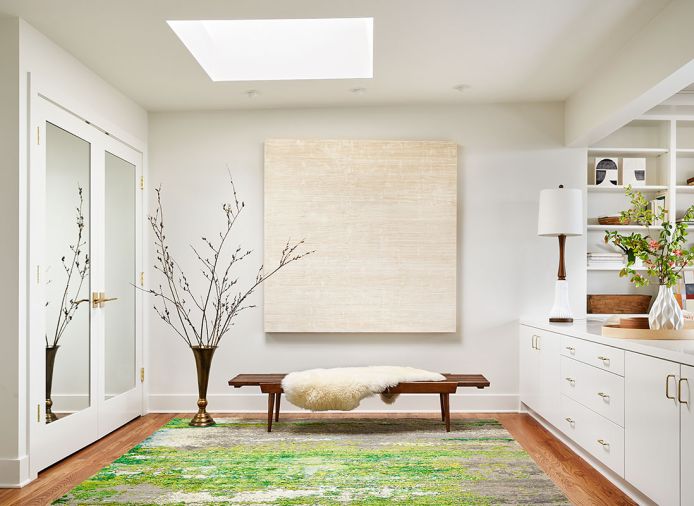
29 96 143 474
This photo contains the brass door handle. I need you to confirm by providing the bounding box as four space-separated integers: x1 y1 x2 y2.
679 378 689 405
597 439 610 449
92 292 119 309
666 374 677 400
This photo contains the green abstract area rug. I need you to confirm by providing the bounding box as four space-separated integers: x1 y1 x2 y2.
54 418 569 505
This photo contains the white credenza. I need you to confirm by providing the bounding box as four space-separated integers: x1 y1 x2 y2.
520 320 694 506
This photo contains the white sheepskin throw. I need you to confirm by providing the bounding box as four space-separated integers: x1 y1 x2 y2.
281 366 445 411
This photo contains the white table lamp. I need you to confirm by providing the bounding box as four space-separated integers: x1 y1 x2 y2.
538 185 583 322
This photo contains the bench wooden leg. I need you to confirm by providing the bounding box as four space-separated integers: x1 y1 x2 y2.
275 392 281 422
439 393 445 421
267 393 275 432
443 393 451 432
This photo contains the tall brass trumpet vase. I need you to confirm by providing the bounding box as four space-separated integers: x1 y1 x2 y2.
189 345 217 427
45 345 59 423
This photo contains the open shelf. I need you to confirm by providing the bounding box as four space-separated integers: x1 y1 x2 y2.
587 224 663 231
587 185 667 193
588 147 668 157
676 185 694 193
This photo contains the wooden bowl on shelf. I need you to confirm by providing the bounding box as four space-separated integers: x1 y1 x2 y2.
597 216 630 226
587 294 652 314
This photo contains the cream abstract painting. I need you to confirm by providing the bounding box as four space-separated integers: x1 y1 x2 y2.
264 139 457 333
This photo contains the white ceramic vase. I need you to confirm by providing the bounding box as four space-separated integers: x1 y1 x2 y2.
649 285 683 330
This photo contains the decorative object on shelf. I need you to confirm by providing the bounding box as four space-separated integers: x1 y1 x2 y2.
587 294 652 314
595 158 618 186
687 176 694 186
45 186 90 424
598 216 630 226
621 158 646 187
142 177 312 427
604 186 694 329
615 316 650 329
538 185 583 323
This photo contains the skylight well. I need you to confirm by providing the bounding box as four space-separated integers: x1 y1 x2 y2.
167 18 374 82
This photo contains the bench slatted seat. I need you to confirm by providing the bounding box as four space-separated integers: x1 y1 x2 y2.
228 373 490 432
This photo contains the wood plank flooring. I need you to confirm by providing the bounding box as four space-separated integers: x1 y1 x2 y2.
0 412 635 505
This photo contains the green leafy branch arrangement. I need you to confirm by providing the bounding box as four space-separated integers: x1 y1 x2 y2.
604 186 694 288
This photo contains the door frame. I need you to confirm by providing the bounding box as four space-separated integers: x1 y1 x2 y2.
28 87 145 476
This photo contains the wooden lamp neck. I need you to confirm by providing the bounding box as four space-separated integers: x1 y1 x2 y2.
557 234 566 280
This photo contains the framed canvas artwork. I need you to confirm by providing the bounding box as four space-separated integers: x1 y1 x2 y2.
263 139 457 333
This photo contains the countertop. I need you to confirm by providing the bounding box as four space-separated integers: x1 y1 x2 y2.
520 318 694 367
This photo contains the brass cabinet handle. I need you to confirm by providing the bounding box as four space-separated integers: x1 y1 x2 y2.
532 335 541 350
679 378 689 405
531 335 537 349
597 439 610 448
597 356 610 365
565 346 575 353
597 392 610 401
565 377 575 386
565 417 575 425
666 374 677 400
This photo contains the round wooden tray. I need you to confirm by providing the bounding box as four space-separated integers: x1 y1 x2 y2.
602 320 694 340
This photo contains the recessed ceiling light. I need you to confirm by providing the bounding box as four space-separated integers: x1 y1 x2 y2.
453 84 471 92
350 87 366 95
168 18 374 82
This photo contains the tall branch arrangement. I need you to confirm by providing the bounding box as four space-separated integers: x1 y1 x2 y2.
47 185 90 347
146 178 312 348
605 186 694 288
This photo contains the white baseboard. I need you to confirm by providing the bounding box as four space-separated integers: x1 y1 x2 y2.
0 455 30 488
147 393 519 413
521 405 654 506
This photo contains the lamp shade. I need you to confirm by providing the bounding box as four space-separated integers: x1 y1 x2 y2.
537 186 583 236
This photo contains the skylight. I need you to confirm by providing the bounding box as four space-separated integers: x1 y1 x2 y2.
167 18 373 82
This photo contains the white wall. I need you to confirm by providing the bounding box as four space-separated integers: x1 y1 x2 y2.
148 103 587 413
0 16 22 487
0 18 148 487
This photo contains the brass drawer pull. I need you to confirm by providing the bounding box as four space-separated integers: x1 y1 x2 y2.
565 377 575 386
679 378 689 405
597 392 610 401
565 417 575 425
565 346 575 353
597 356 610 365
597 439 610 448
531 335 539 350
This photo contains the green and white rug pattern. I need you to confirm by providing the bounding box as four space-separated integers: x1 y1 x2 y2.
54 417 569 505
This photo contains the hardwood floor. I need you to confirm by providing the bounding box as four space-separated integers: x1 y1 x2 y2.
0 412 634 505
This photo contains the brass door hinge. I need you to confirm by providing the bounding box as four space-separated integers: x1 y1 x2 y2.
37 403 41 422
36 265 40 284
140 367 145 383
140 272 144 286
139 176 144 190
36 126 40 145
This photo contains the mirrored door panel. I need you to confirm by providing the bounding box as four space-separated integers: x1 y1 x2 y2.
104 152 136 399
44 122 91 422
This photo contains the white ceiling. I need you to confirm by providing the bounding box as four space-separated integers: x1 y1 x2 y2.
0 0 671 111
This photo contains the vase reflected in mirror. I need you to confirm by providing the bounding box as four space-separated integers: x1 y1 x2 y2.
45 345 59 423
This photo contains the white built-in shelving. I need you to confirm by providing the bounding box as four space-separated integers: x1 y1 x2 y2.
586 117 694 313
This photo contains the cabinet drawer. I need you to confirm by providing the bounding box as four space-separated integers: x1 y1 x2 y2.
561 335 624 376
560 394 625 477
560 356 624 426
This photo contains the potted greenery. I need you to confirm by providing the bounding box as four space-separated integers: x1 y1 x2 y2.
605 186 694 330
144 177 312 426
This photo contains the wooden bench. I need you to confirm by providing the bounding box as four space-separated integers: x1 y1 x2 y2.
228 373 490 432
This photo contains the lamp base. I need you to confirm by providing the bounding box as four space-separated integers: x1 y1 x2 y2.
548 279 574 323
